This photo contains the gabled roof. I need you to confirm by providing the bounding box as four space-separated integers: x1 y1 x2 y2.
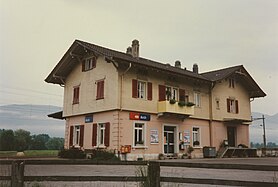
45 40 209 85
45 39 266 98
201 65 243 81
201 65 266 98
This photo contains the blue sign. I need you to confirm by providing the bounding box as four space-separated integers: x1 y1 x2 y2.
85 116 93 123
139 114 151 121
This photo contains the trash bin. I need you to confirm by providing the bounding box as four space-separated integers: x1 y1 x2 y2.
203 147 216 158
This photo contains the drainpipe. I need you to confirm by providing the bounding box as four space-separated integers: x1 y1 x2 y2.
118 63 132 153
120 63 132 110
209 82 215 147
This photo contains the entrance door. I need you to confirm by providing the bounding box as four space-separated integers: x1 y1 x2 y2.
227 126 236 147
164 126 175 154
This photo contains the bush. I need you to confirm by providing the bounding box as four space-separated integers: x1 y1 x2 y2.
91 149 120 161
178 101 186 107
58 148 86 159
169 99 176 104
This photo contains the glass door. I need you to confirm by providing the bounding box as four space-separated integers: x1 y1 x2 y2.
164 126 175 154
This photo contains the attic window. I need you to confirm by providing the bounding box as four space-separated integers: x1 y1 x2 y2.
229 78 235 88
82 56 96 72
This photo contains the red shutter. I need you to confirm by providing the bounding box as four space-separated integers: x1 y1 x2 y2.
236 100 239 114
132 79 138 98
79 125 84 147
147 82 152 100
73 87 80 104
104 122 110 147
92 57 97 68
96 80 104 100
179 89 185 102
69 126 74 147
158 85 166 101
227 99 230 113
92 123 97 146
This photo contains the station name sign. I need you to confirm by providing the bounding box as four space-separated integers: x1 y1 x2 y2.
129 112 151 121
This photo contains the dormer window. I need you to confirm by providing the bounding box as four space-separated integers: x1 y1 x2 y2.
229 78 235 88
82 56 96 72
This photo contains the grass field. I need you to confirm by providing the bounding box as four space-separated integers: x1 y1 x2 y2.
0 150 59 158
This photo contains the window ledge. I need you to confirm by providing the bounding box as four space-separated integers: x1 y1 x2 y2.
93 145 107 149
193 146 202 149
132 146 148 149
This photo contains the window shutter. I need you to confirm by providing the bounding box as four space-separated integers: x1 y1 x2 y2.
227 98 230 113
235 100 239 114
69 126 73 147
158 85 166 101
92 123 97 146
104 122 110 147
79 125 84 147
96 80 104 99
147 82 152 100
132 79 138 98
179 89 185 102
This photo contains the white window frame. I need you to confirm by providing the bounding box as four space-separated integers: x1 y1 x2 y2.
229 98 236 113
98 123 106 146
192 127 201 147
133 122 147 148
165 86 179 101
137 81 146 99
84 57 96 71
73 125 81 146
194 92 201 107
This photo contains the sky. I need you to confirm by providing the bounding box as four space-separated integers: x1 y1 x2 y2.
0 0 277 115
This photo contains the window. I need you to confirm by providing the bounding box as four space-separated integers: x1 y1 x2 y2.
216 99 220 110
132 79 152 100
96 80 104 100
138 81 146 99
227 98 239 114
98 123 106 145
134 123 145 146
192 127 200 147
73 86 80 104
194 92 201 107
69 125 84 147
165 86 178 101
229 78 235 88
82 57 96 72
92 123 110 147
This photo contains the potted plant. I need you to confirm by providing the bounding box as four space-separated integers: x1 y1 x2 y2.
158 153 165 160
165 90 171 99
178 101 186 107
169 99 176 104
187 146 194 159
182 153 188 159
186 102 195 107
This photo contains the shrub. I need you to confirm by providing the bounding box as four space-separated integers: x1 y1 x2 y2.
58 148 86 159
91 149 120 161
186 102 195 107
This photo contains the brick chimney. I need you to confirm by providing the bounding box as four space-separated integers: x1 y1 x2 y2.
131 39 139 58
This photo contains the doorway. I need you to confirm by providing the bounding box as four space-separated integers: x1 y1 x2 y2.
164 126 175 154
227 126 236 147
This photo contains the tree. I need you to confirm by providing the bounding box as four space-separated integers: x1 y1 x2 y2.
0 129 15 151
46 137 64 150
30 134 50 150
14 129 31 151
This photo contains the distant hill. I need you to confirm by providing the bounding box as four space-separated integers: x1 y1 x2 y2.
0 104 64 137
0 104 277 143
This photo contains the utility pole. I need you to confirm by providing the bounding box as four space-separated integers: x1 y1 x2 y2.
252 115 266 148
